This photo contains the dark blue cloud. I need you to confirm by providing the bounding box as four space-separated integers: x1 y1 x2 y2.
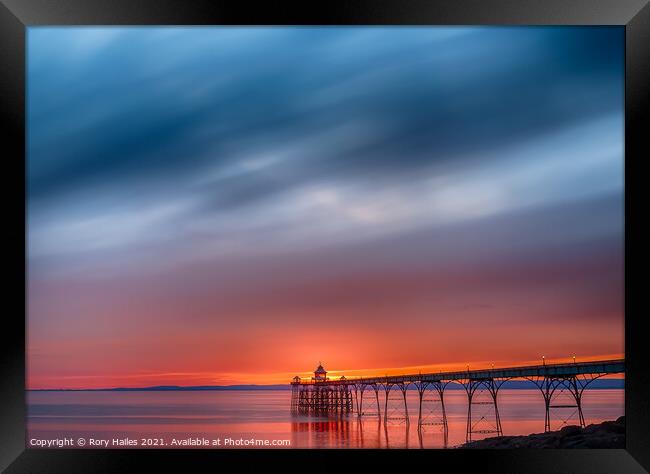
26 27 624 273
28 27 623 204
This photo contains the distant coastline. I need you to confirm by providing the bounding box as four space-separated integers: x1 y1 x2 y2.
28 384 290 392
28 379 624 392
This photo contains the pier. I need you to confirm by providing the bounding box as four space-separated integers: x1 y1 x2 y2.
290 359 624 442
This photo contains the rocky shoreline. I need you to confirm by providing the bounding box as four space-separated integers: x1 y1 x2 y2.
460 416 625 449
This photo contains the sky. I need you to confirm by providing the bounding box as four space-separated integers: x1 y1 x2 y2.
27 27 624 389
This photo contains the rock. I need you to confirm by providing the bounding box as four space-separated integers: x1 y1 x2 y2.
459 418 625 449
559 425 582 437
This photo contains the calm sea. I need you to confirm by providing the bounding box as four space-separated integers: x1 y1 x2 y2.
27 389 624 449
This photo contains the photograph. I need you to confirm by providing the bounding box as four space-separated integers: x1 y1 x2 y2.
24 26 626 450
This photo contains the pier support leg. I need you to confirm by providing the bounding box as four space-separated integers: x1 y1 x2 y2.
530 373 605 432
490 380 503 436
358 384 381 419
347 386 353 412
463 378 504 442
415 380 448 444
440 384 449 447
384 385 389 424
376 387 382 420
401 383 409 425
417 382 425 426
383 382 409 425
570 377 586 428
465 384 472 443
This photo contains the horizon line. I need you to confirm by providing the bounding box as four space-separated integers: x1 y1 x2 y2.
28 357 625 391
28 378 626 392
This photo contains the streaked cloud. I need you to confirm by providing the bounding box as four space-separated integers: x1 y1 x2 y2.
27 27 624 388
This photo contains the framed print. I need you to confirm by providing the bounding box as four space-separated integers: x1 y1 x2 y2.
1 0 648 472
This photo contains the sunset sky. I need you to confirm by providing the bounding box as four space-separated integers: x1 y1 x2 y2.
27 27 624 389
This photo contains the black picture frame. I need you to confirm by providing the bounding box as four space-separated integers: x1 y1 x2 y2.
1 0 648 472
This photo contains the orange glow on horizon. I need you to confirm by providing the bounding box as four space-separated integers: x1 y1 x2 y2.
26 352 624 390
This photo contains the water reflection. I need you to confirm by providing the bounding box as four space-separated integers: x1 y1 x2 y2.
291 416 353 447
27 389 624 449
417 421 449 448
290 413 453 448
384 420 410 448
357 418 381 448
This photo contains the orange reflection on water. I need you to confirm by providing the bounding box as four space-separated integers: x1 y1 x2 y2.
27 389 624 449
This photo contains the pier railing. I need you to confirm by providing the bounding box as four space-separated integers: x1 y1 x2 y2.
291 359 624 386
